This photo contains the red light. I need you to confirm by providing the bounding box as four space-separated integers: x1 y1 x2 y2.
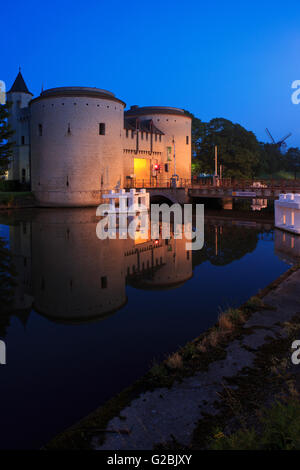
154 239 159 245
154 164 159 170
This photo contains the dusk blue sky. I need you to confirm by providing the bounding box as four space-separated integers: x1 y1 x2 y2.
2 0 300 146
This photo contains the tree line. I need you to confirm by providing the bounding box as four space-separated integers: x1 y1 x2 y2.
188 113 300 180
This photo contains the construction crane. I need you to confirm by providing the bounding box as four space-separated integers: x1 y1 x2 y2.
265 128 292 152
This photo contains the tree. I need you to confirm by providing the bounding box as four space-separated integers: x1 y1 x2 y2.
184 111 206 176
0 103 14 176
256 143 285 177
285 147 300 179
192 224 261 268
193 118 260 179
0 235 16 337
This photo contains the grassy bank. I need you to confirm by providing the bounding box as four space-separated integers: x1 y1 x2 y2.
208 399 300 450
196 317 300 450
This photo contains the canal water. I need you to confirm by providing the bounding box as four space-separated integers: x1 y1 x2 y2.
0 208 294 449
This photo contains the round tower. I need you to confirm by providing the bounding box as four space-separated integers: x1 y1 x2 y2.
125 106 192 182
31 209 127 323
30 87 126 206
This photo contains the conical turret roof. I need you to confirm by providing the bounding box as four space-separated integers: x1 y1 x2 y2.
8 70 33 95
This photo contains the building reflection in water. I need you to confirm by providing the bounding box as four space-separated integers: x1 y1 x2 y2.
251 198 268 211
10 220 33 311
4 210 285 327
192 216 272 267
274 228 300 265
8 209 193 323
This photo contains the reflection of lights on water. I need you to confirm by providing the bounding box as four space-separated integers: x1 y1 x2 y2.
251 199 268 211
274 229 300 265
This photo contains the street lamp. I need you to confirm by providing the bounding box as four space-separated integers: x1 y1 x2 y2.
171 136 179 188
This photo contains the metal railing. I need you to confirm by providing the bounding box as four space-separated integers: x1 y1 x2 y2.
125 178 191 189
125 177 300 192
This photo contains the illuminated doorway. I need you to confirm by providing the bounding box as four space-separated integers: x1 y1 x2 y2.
134 158 150 182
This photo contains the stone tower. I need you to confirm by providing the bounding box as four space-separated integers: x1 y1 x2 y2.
30 87 125 206
6 70 33 184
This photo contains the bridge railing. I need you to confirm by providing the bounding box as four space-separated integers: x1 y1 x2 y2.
126 177 234 188
125 178 192 189
191 178 300 191
229 178 300 191
124 177 300 191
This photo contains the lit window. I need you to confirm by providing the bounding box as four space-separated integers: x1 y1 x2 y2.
99 123 105 135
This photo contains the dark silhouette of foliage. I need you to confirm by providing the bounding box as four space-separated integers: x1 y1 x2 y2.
0 236 16 337
190 116 260 178
0 103 14 176
285 147 300 179
192 224 261 268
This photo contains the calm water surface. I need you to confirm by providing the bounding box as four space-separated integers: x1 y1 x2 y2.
0 208 296 449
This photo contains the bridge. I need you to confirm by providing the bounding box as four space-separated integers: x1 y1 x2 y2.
125 178 300 204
